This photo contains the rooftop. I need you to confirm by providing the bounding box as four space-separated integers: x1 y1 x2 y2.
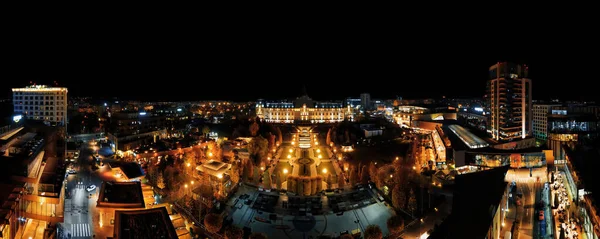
114 206 178 239
429 166 509 239
448 124 489 149
97 181 145 208
108 161 145 180
196 160 231 178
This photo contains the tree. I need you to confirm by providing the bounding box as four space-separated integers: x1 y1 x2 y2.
248 135 269 166
315 175 323 192
224 225 244 239
326 128 332 145
275 174 281 190
230 164 240 185
203 213 223 234
287 175 295 193
392 185 406 210
156 173 166 190
360 165 370 184
249 232 268 239
326 173 332 187
263 170 272 189
349 166 359 186
338 173 346 189
249 121 260 137
202 125 211 137
267 133 275 149
303 177 312 196
184 151 197 175
276 127 283 145
369 162 379 186
387 215 405 235
297 177 304 196
408 188 418 216
364 225 383 239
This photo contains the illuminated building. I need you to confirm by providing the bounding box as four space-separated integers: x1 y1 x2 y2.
487 62 532 141
12 85 68 126
256 94 348 123
532 104 561 141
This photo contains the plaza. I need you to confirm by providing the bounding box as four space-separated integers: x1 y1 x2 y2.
227 126 396 238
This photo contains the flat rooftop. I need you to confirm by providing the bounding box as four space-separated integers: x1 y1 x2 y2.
196 160 231 177
97 181 145 208
448 125 489 149
0 126 24 141
114 207 178 239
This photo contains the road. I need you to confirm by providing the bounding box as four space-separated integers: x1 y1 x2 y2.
62 143 103 238
506 168 547 239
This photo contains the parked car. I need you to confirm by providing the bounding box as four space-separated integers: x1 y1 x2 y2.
86 185 97 192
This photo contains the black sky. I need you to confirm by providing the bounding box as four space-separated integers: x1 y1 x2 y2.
3 16 599 102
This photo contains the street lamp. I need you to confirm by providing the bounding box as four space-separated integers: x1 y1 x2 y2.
322 168 327 174
283 169 288 174
287 155 291 159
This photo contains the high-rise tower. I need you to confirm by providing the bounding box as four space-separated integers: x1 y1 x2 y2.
488 62 532 141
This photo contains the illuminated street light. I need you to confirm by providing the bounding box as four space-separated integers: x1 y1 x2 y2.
208 152 213 157
217 174 223 179
260 167 265 171
187 163 191 167
289 149 293 153
191 181 194 185
316 149 321 153
396 156 399 160
287 155 291 159
283 169 288 174
390 174 393 178
184 184 188 188
318 155 322 159
322 168 327 173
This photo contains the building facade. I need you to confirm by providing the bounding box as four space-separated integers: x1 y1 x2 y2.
12 85 68 126
532 104 561 141
360 93 371 110
256 95 348 123
488 62 532 141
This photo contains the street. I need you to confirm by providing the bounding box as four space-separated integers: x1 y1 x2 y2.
505 168 547 239
62 142 104 238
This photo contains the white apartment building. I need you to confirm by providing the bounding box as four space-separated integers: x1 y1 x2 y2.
12 85 68 126
532 104 561 141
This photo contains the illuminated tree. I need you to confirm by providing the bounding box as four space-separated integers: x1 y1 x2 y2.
184 151 197 175
360 165 370 184
326 128 332 145
202 125 210 137
248 135 269 166
249 121 260 136
156 173 166 190
224 225 243 239
369 162 379 186
275 174 281 190
408 188 417 216
276 127 283 145
392 185 406 210
203 213 223 234
338 173 346 189
263 170 271 189
230 164 240 185
249 232 268 239
315 175 323 192
287 175 294 193
303 177 312 196
364 225 383 239
350 166 359 186
387 215 405 235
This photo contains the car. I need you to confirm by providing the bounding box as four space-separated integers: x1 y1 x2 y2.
86 185 97 192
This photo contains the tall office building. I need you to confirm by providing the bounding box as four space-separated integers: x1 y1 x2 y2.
12 85 68 126
360 93 371 110
533 104 561 141
487 62 532 141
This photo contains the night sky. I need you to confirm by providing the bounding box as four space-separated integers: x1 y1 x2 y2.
3 20 598 102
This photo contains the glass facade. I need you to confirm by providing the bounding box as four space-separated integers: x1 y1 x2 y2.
471 152 546 168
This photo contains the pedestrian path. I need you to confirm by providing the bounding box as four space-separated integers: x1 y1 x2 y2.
70 223 92 238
